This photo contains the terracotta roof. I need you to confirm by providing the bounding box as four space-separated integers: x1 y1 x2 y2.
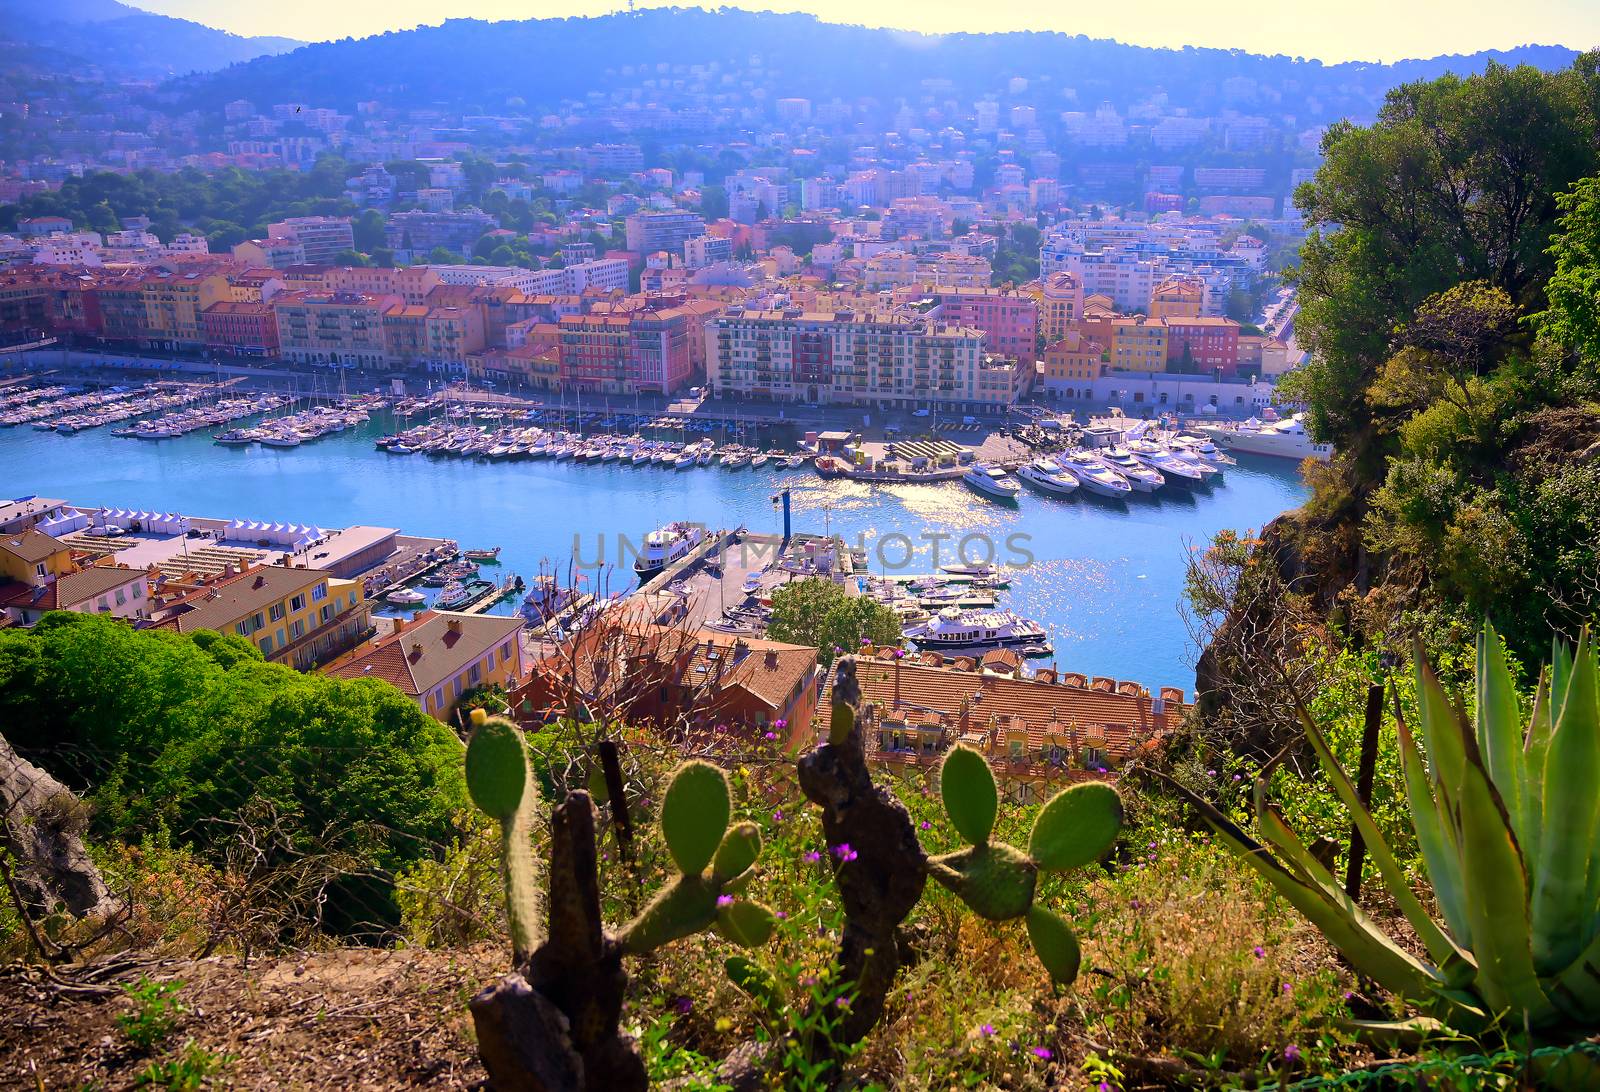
0 529 66 565
160 566 329 634
325 610 522 696
0 566 144 611
678 633 816 712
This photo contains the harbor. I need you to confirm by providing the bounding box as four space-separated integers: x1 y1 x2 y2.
0 384 1311 688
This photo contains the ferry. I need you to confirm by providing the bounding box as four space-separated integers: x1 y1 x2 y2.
634 521 707 578
1016 458 1080 498
905 607 1050 653
962 463 1022 502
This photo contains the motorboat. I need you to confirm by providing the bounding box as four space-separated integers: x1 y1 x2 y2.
1127 441 1214 487
905 607 1049 651
750 453 770 469
464 547 502 562
435 581 472 610
721 449 750 469
674 450 697 469
785 454 806 469
385 587 427 606
634 521 707 578
1016 459 1079 497
1062 451 1134 499
1194 413 1332 462
962 463 1022 501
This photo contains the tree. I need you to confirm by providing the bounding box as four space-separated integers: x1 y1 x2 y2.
767 578 901 666
353 208 387 252
1532 174 1600 378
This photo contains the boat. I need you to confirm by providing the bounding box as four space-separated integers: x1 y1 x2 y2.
632 448 654 465
905 607 1049 651
1016 460 1079 497
1096 448 1165 493
1194 412 1333 462
1062 451 1134 499
385 587 427 606
696 447 715 466
464 547 502 562
1126 441 1213 487
785 454 806 469
633 521 707 578
940 562 1000 579
435 581 472 610
750 453 770 469
721 449 750 469
674 450 697 469
962 463 1022 501
741 574 765 595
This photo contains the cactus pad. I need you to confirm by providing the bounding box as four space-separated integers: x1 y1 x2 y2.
619 874 719 955
464 712 528 823
661 760 731 876
940 745 998 846
1025 904 1082 985
715 899 777 947
928 842 1036 921
1028 781 1123 872
713 821 762 884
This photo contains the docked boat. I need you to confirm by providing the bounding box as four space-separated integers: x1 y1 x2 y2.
784 454 806 469
674 450 697 469
1096 448 1165 493
385 587 427 606
464 547 502 562
962 463 1022 502
1062 451 1134 499
1126 441 1214 487
1195 412 1332 462
721 449 750 469
435 581 472 610
905 607 1049 652
633 521 707 578
1016 459 1079 497
940 562 1001 579
749 453 770 469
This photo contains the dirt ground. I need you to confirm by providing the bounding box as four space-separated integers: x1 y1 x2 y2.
1 947 502 1089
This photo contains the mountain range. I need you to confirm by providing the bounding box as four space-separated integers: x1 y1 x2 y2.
1 0 302 80
165 9 1585 121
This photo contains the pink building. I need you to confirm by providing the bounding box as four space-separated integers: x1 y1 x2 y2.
929 287 1039 363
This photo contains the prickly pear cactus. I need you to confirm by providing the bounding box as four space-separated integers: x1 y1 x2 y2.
617 759 776 956
464 709 544 964
925 744 1122 984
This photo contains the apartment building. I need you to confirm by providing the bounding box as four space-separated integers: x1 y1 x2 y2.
325 265 442 306
200 301 280 356
557 300 698 395
624 209 707 255
928 286 1039 363
323 610 525 722
154 564 370 671
1041 329 1107 397
706 305 1026 411
1110 316 1168 373
1165 316 1241 375
1037 271 1083 344
0 529 148 627
266 216 355 264
140 270 231 351
273 291 399 368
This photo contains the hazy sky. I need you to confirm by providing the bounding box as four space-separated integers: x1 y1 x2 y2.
130 0 1597 64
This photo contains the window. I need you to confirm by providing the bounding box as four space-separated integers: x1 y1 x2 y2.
269 603 285 621
290 594 306 612
35 562 47 578
235 621 250 636
258 635 273 653
290 619 305 639
312 584 327 602
97 597 110 611
469 664 481 685
320 604 333 624
115 588 126 605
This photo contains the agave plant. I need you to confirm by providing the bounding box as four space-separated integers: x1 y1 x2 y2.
1174 621 1600 1037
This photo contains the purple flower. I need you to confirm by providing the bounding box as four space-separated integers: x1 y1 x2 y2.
1252 945 1266 959
804 850 822 863
835 996 850 1007
860 636 871 645
1232 773 1242 781
1282 982 1291 993
1207 769 1217 776
774 718 787 729
1129 897 1141 910
763 731 778 740
920 820 932 830
1284 1044 1301 1062
673 996 692 1014
1099 1083 1112 1092
717 894 734 907
772 810 784 822
775 910 787 919
979 1023 995 1037
831 843 858 863
1032 1047 1053 1060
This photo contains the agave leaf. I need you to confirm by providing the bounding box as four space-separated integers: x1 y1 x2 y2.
1452 730 1557 1024
1522 667 1553 874
1532 629 1600 973
1413 649 1470 834
1545 914 1600 1025
1158 773 1445 1002
1396 710 1473 952
1477 622 1531 852
1295 700 1471 974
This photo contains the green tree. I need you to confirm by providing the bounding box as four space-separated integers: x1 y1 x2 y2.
767 578 902 666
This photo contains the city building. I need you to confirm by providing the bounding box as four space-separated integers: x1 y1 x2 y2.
1041 330 1107 397
1110 316 1168 372
200 300 281 357
153 563 370 671
0 529 149 626
273 291 400 369
266 217 355 265
323 610 525 722
928 287 1039 363
624 209 707 255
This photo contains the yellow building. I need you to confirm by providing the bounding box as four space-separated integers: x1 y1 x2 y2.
0 528 151 626
140 270 230 350
155 564 371 671
1041 330 1107 393
323 610 526 721
1038 270 1084 344
274 291 399 369
1148 276 1204 321
326 266 442 307
1111 316 1168 373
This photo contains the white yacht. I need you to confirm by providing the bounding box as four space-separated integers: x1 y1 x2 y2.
1062 451 1134 499
1196 413 1333 462
1016 459 1079 497
385 587 427 606
962 463 1022 501
1126 441 1213 487
634 521 707 578
1097 447 1165 493
905 607 1048 651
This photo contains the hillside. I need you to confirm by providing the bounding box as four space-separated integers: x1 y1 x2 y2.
172 9 1582 119
0 0 302 79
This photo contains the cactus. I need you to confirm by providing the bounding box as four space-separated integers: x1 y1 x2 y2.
618 759 775 956
926 744 1122 981
464 727 774 1091
464 709 544 964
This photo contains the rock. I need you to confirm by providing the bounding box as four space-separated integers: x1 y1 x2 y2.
0 732 120 920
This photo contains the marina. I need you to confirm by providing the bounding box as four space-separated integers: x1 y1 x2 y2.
0 395 1309 687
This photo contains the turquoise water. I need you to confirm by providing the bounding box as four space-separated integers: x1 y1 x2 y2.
0 414 1308 692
